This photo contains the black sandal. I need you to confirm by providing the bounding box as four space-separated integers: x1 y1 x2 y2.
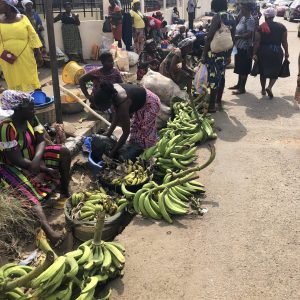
228 85 240 90
266 88 273 99
232 89 246 95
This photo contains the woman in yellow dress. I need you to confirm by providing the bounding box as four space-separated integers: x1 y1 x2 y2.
0 0 42 92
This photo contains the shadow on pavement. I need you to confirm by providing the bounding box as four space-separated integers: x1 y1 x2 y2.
227 92 299 121
213 111 247 143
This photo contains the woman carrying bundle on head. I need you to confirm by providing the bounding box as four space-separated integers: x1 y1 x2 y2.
93 81 161 157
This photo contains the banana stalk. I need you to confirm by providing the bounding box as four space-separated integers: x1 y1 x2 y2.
93 212 105 246
189 95 204 129
152 173 199 193
1 251 55 292
36 229 58 259
172 145 216 179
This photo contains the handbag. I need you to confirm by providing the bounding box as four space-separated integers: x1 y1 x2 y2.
250 60 259 77
0 27 28 64
102 17 112 33
0 50 17 64
279 59 290 78
210 15 233 54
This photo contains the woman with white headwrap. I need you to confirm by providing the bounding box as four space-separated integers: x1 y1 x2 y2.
22 0 46 62
159 38 195 94
253 7 289 99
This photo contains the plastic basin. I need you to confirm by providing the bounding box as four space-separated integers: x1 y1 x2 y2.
31 91 47 106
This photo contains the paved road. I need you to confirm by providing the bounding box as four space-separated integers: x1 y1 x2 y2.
110 18 300 300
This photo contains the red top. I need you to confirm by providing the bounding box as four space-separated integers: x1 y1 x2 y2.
147 16 162 29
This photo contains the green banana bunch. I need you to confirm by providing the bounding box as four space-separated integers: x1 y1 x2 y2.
0 263 33 281
110 160 149 186
71 192 85 207
30 256 67 298
71 188 127 222
2 287 29 300
121 169 206 223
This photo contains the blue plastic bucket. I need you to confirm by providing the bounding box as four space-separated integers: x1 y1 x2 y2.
88 153 103 177
31 91 47 106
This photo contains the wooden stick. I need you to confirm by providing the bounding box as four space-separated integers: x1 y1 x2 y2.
59 86 111 126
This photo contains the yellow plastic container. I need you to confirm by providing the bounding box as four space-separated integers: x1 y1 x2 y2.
62 61 85 85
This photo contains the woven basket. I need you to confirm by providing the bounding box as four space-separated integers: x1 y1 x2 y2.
64 198 126 242
35 103 56 124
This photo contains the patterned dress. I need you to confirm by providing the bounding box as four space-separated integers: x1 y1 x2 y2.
60 12 82 57
0 116 61 205
90 67 123 95
129 89 161 149
206 12 236 89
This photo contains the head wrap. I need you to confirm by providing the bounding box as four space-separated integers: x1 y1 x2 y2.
1 90 33 111
264 7 276 18
178 38 194 49
21 0 33 9
131 0 140 8
114 5 121 12
145 39 155 45
3 0 19 13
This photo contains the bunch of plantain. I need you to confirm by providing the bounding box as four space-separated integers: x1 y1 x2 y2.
127 146 216 222
0 264 33 299
0 214 125 300
101 159 150 186
121 170 205 223
70 188 127 222
71 187 106 207
140 101 216 177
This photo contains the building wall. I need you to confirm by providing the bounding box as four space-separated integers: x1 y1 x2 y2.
41 0 211 59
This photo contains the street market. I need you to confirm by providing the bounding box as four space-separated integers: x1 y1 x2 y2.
0 0 299 299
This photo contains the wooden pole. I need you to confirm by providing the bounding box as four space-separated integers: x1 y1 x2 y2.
44 0 63 123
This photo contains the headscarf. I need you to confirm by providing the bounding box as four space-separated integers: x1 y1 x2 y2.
21 0 33 9
1 90 33 111
178 38 194 49
260 7 277 33
264 7 276 18
131 0 140 8
3 0 19 13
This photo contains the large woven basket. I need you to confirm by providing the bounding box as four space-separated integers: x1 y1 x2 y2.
64 198 127 242
35 103 56 124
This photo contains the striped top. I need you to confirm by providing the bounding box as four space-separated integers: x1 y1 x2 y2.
0 116 44 163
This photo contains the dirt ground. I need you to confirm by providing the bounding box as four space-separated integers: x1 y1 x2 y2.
108 19 300 299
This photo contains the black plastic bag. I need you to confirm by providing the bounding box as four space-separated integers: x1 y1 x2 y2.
279 59 290 78
250 60 259 77
117 143 143 162
102 17 112 33
91 134 116 163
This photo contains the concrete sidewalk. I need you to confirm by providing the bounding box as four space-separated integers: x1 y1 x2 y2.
108 18 300 300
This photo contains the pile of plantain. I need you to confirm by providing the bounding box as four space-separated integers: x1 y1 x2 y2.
70 188 127 222
0 215 125 300
121 144 215 223
100 158 151 186
140 101 216 176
